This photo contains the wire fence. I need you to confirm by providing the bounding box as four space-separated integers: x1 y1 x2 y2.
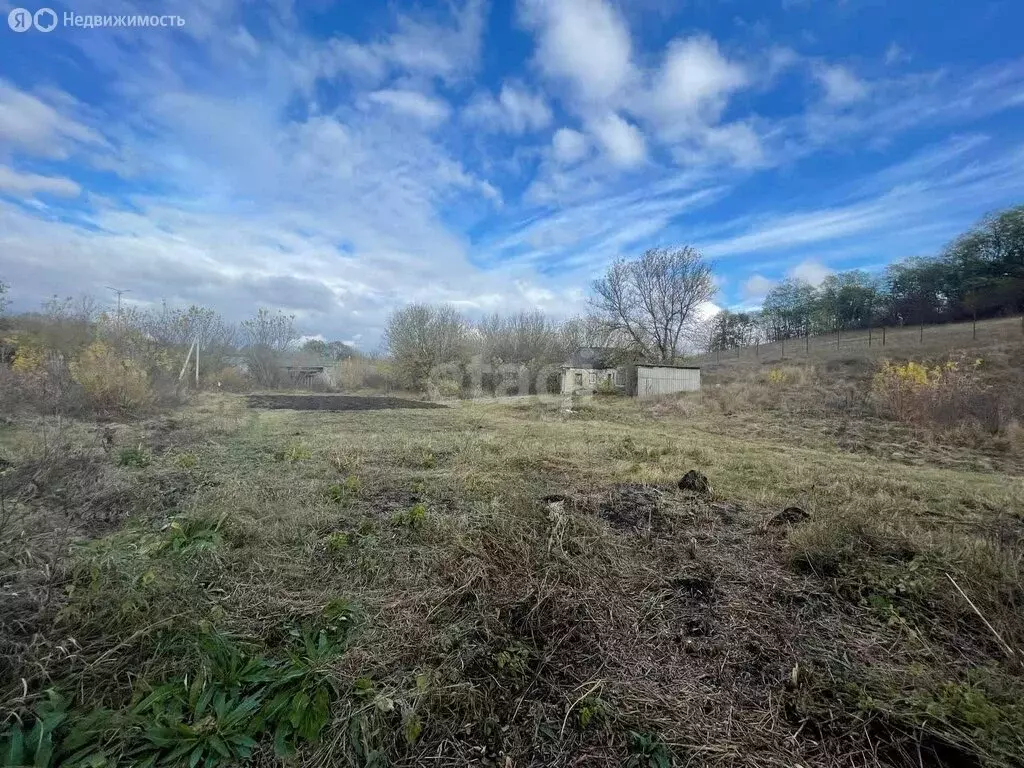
690 314 1024 368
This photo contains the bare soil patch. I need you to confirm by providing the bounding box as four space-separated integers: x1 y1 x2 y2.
247 394 445 411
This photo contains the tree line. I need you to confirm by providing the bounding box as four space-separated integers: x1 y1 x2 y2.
3 202 1020 394
383 246 717 391
0 293 362 389
706 204 1024 350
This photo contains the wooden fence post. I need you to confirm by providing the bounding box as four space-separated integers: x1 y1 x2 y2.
781 337 785 360
869 327 872 347
882 326 886 346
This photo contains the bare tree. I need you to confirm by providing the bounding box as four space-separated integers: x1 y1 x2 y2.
75 294 100 323
560 315 610 357
241 309 297 386
384 304 468 391
479 311 562 366
591 246 716 362
476 310 565 394
149 303 237 350
241 308 296 351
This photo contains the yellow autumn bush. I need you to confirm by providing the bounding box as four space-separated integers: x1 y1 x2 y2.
764 365 812 387
872 357 989 427
8 333 49 374
71 341 153 411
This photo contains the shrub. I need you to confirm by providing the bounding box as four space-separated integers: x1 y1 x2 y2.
330 358 395 391
595 377 621 396
211 365 250 392
9 332 49 374
71 341 153 412
428 376 463 399
764 365 811 386
872 357 998 430
0 349 82 417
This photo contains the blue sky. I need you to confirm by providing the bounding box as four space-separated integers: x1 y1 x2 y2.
1 0 1023 347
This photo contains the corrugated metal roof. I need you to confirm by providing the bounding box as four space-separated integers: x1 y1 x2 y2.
636 363 701 370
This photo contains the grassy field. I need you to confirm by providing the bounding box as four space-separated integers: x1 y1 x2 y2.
2 344 1024 766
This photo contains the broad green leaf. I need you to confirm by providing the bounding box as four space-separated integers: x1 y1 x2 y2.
208 736 230 759
4 727 25 766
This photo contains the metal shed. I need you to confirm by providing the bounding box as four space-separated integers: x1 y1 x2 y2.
634 364 701 398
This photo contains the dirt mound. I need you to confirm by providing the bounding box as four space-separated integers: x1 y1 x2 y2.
678 469 712 494
247 394 445 411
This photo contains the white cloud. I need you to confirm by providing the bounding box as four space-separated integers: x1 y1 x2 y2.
463 82 552 133
742 274 776 299
0 81 104 159
377 0 485 82
696 301 721 322
650 35 747 120
884 43 910 66
814 64 869 105
6 0 1024 348
366 89 452 126
788 259 832 286
551 127 589 164
589 112 646 167
672 121 764 168
626 35 760 169
497 83 553 132
0 166 81 197
520 0 633 105
767 46 801 79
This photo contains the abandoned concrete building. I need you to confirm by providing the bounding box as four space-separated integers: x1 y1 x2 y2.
559 347 701 398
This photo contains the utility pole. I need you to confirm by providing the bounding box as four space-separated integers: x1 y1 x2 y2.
105 286 131 317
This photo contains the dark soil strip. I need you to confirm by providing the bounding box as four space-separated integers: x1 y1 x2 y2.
247 394 445 411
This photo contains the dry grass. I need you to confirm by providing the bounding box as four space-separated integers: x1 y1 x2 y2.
1 386 1023 766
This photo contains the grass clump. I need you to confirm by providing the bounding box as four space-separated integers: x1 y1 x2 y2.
324 475 361 504
324 531 350 553
614 435 673 461
272 443 311 463
116 444 151 469
174 452 199 470
392 502 427 529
